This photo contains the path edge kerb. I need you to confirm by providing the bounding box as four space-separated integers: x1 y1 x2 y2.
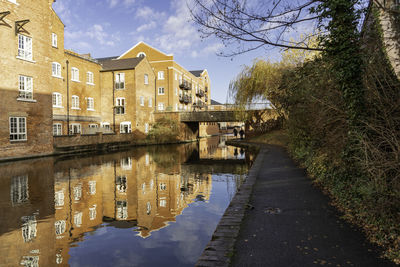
196 141 265 267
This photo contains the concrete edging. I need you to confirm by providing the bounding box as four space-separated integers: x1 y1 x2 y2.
196 141 265 267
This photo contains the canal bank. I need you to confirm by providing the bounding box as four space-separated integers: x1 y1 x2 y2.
196 141 395 267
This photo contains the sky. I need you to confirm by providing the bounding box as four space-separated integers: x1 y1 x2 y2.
52 0 281 104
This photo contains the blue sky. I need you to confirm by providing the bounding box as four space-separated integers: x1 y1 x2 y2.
52 0 281 103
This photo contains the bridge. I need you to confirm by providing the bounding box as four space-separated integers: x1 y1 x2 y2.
157 103 272 123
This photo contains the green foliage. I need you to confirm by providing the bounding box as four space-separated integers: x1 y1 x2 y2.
229 1 399 263
147 117 179 143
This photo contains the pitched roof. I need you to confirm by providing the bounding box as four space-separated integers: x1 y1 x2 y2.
96 56 118 62
99 57 144 72
117 41 173 59
189 70 205 77
211 99 223 105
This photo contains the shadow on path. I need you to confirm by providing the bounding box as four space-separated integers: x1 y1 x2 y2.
232 144 395 267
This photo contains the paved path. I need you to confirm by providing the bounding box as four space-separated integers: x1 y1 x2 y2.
232 144 395 267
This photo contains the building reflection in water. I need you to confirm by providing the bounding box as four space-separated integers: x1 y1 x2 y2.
0 136 250 266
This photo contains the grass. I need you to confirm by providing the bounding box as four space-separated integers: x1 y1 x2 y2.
247 129 289 147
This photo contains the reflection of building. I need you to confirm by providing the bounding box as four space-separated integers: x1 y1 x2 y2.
0 158 56 266
0 138 248 265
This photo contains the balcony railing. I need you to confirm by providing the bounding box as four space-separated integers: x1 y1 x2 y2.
196 90 204 97
180 80 192 90
183 95 191 104
179 95 184 102
205 86 208 92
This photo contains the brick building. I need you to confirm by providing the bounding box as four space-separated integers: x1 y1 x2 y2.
0 0 213 160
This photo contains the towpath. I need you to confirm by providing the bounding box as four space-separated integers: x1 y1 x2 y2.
197 143 395 267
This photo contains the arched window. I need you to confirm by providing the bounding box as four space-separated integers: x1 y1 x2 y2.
137 52 146 58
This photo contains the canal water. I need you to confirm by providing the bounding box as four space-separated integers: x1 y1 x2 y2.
0 136 253 267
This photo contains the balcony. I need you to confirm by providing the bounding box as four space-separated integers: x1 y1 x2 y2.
183 95 191 104
180 80 192 90
196 90 204 97
205 96 208 102
205 86 208 92
179 95 184 103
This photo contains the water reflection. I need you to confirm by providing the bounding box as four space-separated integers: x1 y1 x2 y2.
0 136 252 266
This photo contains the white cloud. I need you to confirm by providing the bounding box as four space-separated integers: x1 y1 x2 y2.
108 0 136 8
136 21 157 32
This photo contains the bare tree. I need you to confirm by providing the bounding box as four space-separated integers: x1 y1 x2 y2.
189 0 374 56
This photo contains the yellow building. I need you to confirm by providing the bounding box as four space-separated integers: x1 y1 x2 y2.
0 0 56 158
98 56 156 134
0 1 213 160
117 42 211 112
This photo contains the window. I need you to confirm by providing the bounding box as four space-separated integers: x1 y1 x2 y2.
115 73 125 89
145 123 149 134
137 52 146 57
55 220 66 235
120 121 131 133
158 71 164 80
52 62 61 77
53 123 62 136
160 183 167 190
175 103 178 111
146 202 151 215
52 33 57 48
101 122 110 129
18 75 33 100
117 201 128 219
116 176 127 193
52 93 62 107
71 67 79 82
121 157 132 170
73 185 82 201
89 181 96 195
158 103 164 111
74 212 82 227
69 123 81 134
89 124 98 128
11 175 29 206
140 96 144 106
21 256 39 267
89 205 97 220
87 97 94 110
115 97 125 114
160 198 167 207
175 87 178 96
148 97 152 107
55 190 64 207
71 95 79 109
144 74 149 85
158 87 164 95
175 73 178 80
18 34 32 61
21 215 37 243
86 72 94 84
9 117 26 141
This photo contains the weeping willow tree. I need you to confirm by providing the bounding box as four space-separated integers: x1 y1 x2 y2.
228 35 321 130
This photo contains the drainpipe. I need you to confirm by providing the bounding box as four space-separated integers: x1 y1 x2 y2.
66 60 70 135
154 76 157 113
112 71 115 133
